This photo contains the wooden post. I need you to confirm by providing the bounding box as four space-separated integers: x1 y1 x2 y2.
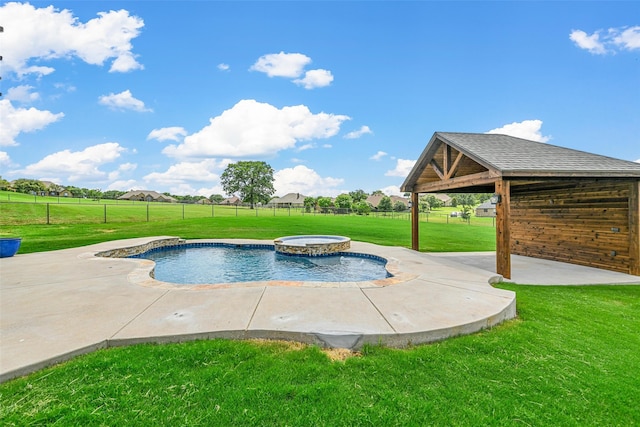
411 192 419 251
629 181 640 276
495 180 511 279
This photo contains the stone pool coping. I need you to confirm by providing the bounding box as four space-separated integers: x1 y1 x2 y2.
1 236 516 383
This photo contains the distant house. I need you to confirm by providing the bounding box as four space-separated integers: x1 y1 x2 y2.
220 196 241 205
475 200 496 217
118 190 177 203
425 193 452 207
366 194 410 209
268 193 307 208
196 198 211 205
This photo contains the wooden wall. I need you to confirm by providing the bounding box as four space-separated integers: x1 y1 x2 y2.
509 179 638 274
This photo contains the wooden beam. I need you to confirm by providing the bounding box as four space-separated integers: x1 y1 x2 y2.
446 152 464 179
495 179 511 279
429 159 445 180
411 192 419 251
413 170 499 193
444 145 452 177
629 181 640 276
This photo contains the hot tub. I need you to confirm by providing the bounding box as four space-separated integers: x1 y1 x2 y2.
274 235 350 256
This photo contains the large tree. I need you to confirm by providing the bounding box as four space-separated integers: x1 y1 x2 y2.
220 161 275 209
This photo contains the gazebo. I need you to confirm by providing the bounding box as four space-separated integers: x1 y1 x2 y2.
401 132 640 279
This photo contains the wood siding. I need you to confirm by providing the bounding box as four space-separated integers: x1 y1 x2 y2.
509 180 637 274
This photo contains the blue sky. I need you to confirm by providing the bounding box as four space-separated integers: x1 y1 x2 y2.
1 1 639 197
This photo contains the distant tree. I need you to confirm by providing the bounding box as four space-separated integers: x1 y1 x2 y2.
418 195 430 212
393 200 407 212
209 194 225 204
303 196 317 213
334 194 353 210
377 195 392 212
477 193 492 203
355 201 371 215
426 195 443 210
456 193 477 218
86 189 102 200
316 196 333 213
102 190 126 199
0 176 10 190
221 161 275 209
371 189 385 196
349 189 368 204
12 179 45 194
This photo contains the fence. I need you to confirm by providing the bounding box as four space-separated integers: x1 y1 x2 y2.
0 200 496 227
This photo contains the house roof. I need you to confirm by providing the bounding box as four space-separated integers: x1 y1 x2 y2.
402 132 640 193
366 194 409 207
475 200 496 210
118 190 177 201
271 192 307 204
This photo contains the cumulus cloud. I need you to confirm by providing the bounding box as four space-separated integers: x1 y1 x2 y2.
385 159 416 177
486 119 551 143
5 85 40 103
143 159 229 186
274 165 345 197
344 125 373 139
147 127 188 142
108 162 137 181
18 142 125 182
293 69 334 89
0 151 11 166
0 2 144 77
370 151 388 161
163 99 350 159
380 185 404 197
250 52 311 78
106 179 141 191
0 99 65 146
218 63 230 71
570 26 640 55
98 90 152 112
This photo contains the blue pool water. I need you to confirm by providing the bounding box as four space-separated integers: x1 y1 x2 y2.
133 244 390 285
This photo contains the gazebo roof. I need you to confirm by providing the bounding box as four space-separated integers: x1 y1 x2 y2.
402 132 640 193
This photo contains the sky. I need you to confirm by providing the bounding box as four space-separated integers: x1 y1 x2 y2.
1 1 639 198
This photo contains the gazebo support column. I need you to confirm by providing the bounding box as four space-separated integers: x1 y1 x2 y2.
630 181 640 276
411 192 419 251
495 180 511 279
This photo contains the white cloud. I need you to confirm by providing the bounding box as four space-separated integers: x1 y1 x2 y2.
18 142 125 182
0 151 11 166
108 162 137 181
570 26 640 55
5 85 40 103
0 99 65 146
218 63 230 71
147 127 188 142
163 99 350 159
370 151 388 161
98 90 152 112
250 52 311 78
293 69 334 89
0 2 144 77
106 179 141 191
143 159 229 186
274 165 344 197
486 119 551 143
344 125 374 139
381 185 404 197
385 159 416 177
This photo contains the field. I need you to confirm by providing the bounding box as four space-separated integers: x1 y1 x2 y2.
1 193 639 425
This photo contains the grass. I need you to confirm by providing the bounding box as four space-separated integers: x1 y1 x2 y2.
1 285 638 425
1 199 638 425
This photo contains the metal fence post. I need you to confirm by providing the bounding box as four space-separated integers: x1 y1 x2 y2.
47 203 50 224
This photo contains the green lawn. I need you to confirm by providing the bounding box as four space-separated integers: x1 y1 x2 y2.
1 200 638 425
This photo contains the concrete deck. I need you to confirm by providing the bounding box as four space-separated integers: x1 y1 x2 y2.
1 237 638 383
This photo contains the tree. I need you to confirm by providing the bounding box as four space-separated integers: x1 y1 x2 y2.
220 161 275 209
209 194 225 204
334 194 353 210
354 201 371 215
12 179 45 194
102 190 126 199
393 200 407 212
377 195 392 212
86 189 102 200
316 196 333 213
426 194 443 210
303 196 317 213
0 176 10 190
418 195 430 212
349 189 368 204
456 193 477 218
371 189 385 196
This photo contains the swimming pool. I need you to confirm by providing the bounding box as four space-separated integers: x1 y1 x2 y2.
131 243 391 285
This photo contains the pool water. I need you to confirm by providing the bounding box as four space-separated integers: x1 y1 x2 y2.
137 245 390 285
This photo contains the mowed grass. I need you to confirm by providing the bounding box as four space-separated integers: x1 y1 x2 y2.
1 198 639 425
1 285 638 425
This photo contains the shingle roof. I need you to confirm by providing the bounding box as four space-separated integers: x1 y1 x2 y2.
437 132 640 176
